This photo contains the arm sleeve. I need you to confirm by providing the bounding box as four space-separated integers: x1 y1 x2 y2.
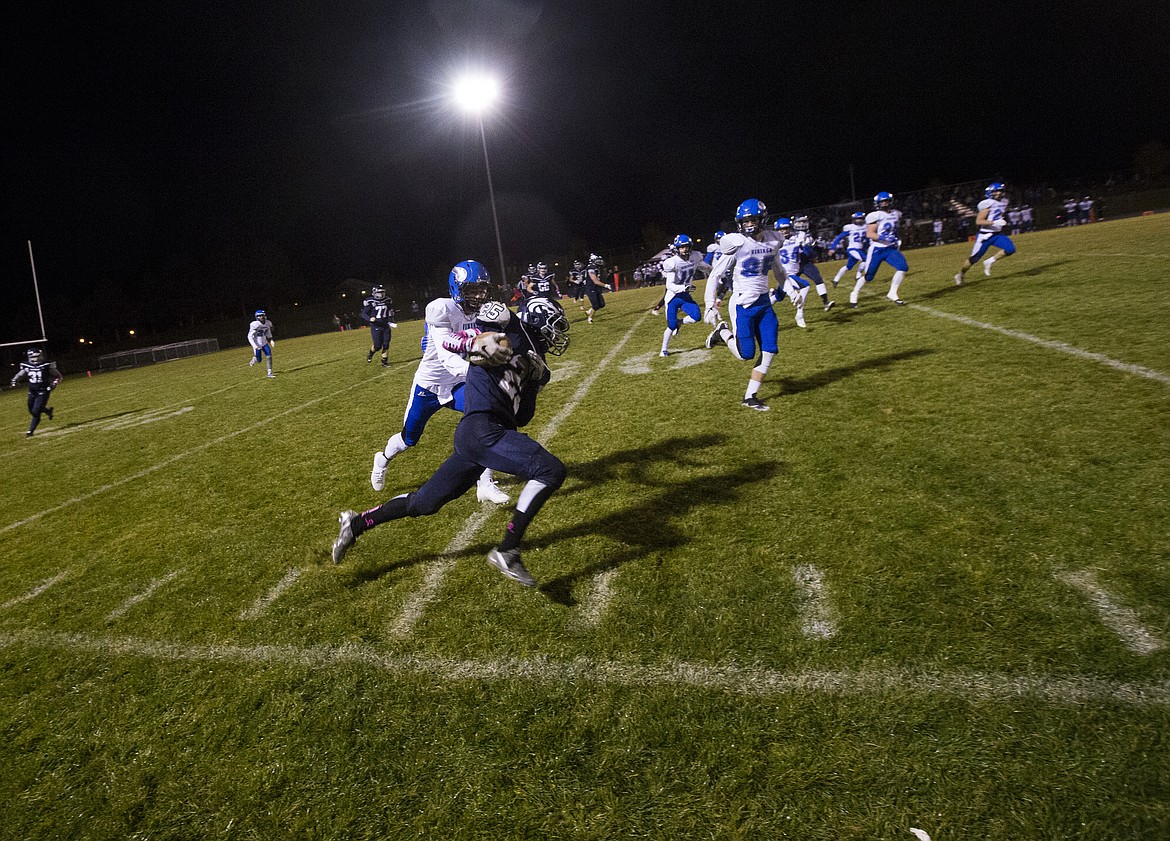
430 323 471 378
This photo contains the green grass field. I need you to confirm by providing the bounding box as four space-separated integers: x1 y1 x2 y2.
2 215 1169 839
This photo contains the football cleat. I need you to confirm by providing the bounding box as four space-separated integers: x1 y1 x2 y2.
367 351 374 363
477 478 510 505
886 295 906 305
824 301 836 312
741 396 770 412
332 510 359 564
954 273 964 286
249 357 257 367
705 321 727 349
46 407 54 421
795 310 807 328
487 547 536 587
660 350 670 357
370 452 388 491
849 302 859 309
267 372 276 378
983 258 994 277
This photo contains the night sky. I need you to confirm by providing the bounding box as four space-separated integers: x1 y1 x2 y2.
4 0 1168 332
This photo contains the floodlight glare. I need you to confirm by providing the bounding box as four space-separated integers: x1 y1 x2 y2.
452 74 499 114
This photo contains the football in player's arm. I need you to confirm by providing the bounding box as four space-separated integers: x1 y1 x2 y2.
332 296 572 588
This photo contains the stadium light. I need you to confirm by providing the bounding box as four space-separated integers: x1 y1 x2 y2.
451 72 508 289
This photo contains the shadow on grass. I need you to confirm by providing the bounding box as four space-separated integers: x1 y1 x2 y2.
341 432 783 603
46 408 145 431
773 348 935 396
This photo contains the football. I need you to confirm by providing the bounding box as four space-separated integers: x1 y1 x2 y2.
469 331 512 366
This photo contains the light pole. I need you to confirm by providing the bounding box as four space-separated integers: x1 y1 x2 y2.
452 73 508 289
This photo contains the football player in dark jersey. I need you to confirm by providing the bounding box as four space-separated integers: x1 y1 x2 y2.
360 285 397 367
332 296 570 587
11 347 62 436
583 253 611 323
525 262 562 300
566 259 588 305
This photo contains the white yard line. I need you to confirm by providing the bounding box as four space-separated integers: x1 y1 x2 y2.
909 304 1170 386
387 313 651 637
577 567 620 628
1 570 69 610
1058 569 1165 655
239 567 304 621
3 374 390 534
792 564 837 640
105 569 184 621
2 628 1167 707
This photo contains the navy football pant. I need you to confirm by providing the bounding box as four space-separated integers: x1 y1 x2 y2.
357 414 566 545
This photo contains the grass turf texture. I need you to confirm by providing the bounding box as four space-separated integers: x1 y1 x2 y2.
1 215 1168 839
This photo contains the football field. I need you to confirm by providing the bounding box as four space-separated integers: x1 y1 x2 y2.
2 215 1168 839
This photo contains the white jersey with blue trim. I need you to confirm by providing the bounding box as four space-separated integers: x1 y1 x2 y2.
978 197 1008 233
661 252 707 303
704 231 783 309
866 209 902 245
247 319 273 348
776 230 815 277
842 222 868 252
415 298 476 402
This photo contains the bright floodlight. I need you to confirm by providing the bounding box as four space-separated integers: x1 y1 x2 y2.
452 73 499 114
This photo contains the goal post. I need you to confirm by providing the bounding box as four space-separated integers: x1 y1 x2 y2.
1 241 48 349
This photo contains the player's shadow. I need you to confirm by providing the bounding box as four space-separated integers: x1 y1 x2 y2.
532 456 786 606
340 433 740 588
772 348 935 396
50 408 144 430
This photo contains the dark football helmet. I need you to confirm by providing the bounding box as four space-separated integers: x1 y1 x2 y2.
448 260 492 313
519 297 570 356
26 347 45 364
536 261 549 277
372 285 387 301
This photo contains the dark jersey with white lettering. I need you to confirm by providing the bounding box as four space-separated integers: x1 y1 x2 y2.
12 360 62 393
529 273 560 298
361 296 393 326
463 312 549 429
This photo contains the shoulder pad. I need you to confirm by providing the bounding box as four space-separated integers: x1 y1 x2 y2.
717 232 748 254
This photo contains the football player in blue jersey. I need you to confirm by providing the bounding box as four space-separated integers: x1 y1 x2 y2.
360 285 397 366
703 198 785 411
658 234 710 356
830 211 869 289
583 254 611 323
368 260 509 505
11 347 62 436
332 296 571 587
954 182 1017 285
247 310 276 377
849 191 908 307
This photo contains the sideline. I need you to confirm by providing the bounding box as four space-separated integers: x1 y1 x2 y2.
3 628 1167 707
909 304 1170 386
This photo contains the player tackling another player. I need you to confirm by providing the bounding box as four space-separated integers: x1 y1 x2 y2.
333 273 571 588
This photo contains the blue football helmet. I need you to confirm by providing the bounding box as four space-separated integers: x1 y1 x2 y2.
773 217 793 233
735 199 767 236
254 310 267 321
986 182 1006 199
714 230 726 241
520 296 570 356
873 191 893 209
671 234 693 256
852 211 866 223
448 260 493 313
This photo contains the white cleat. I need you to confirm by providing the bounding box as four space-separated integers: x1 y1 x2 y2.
370 452 388 491
983 258 994 277
477 479 510 505
332 510 358 564
267 372 276 378
660 350 670 357
249 357 257 367
954 273 964 286
795 310 807 329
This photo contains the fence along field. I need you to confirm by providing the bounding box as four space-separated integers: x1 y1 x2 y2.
0 215 1168 838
